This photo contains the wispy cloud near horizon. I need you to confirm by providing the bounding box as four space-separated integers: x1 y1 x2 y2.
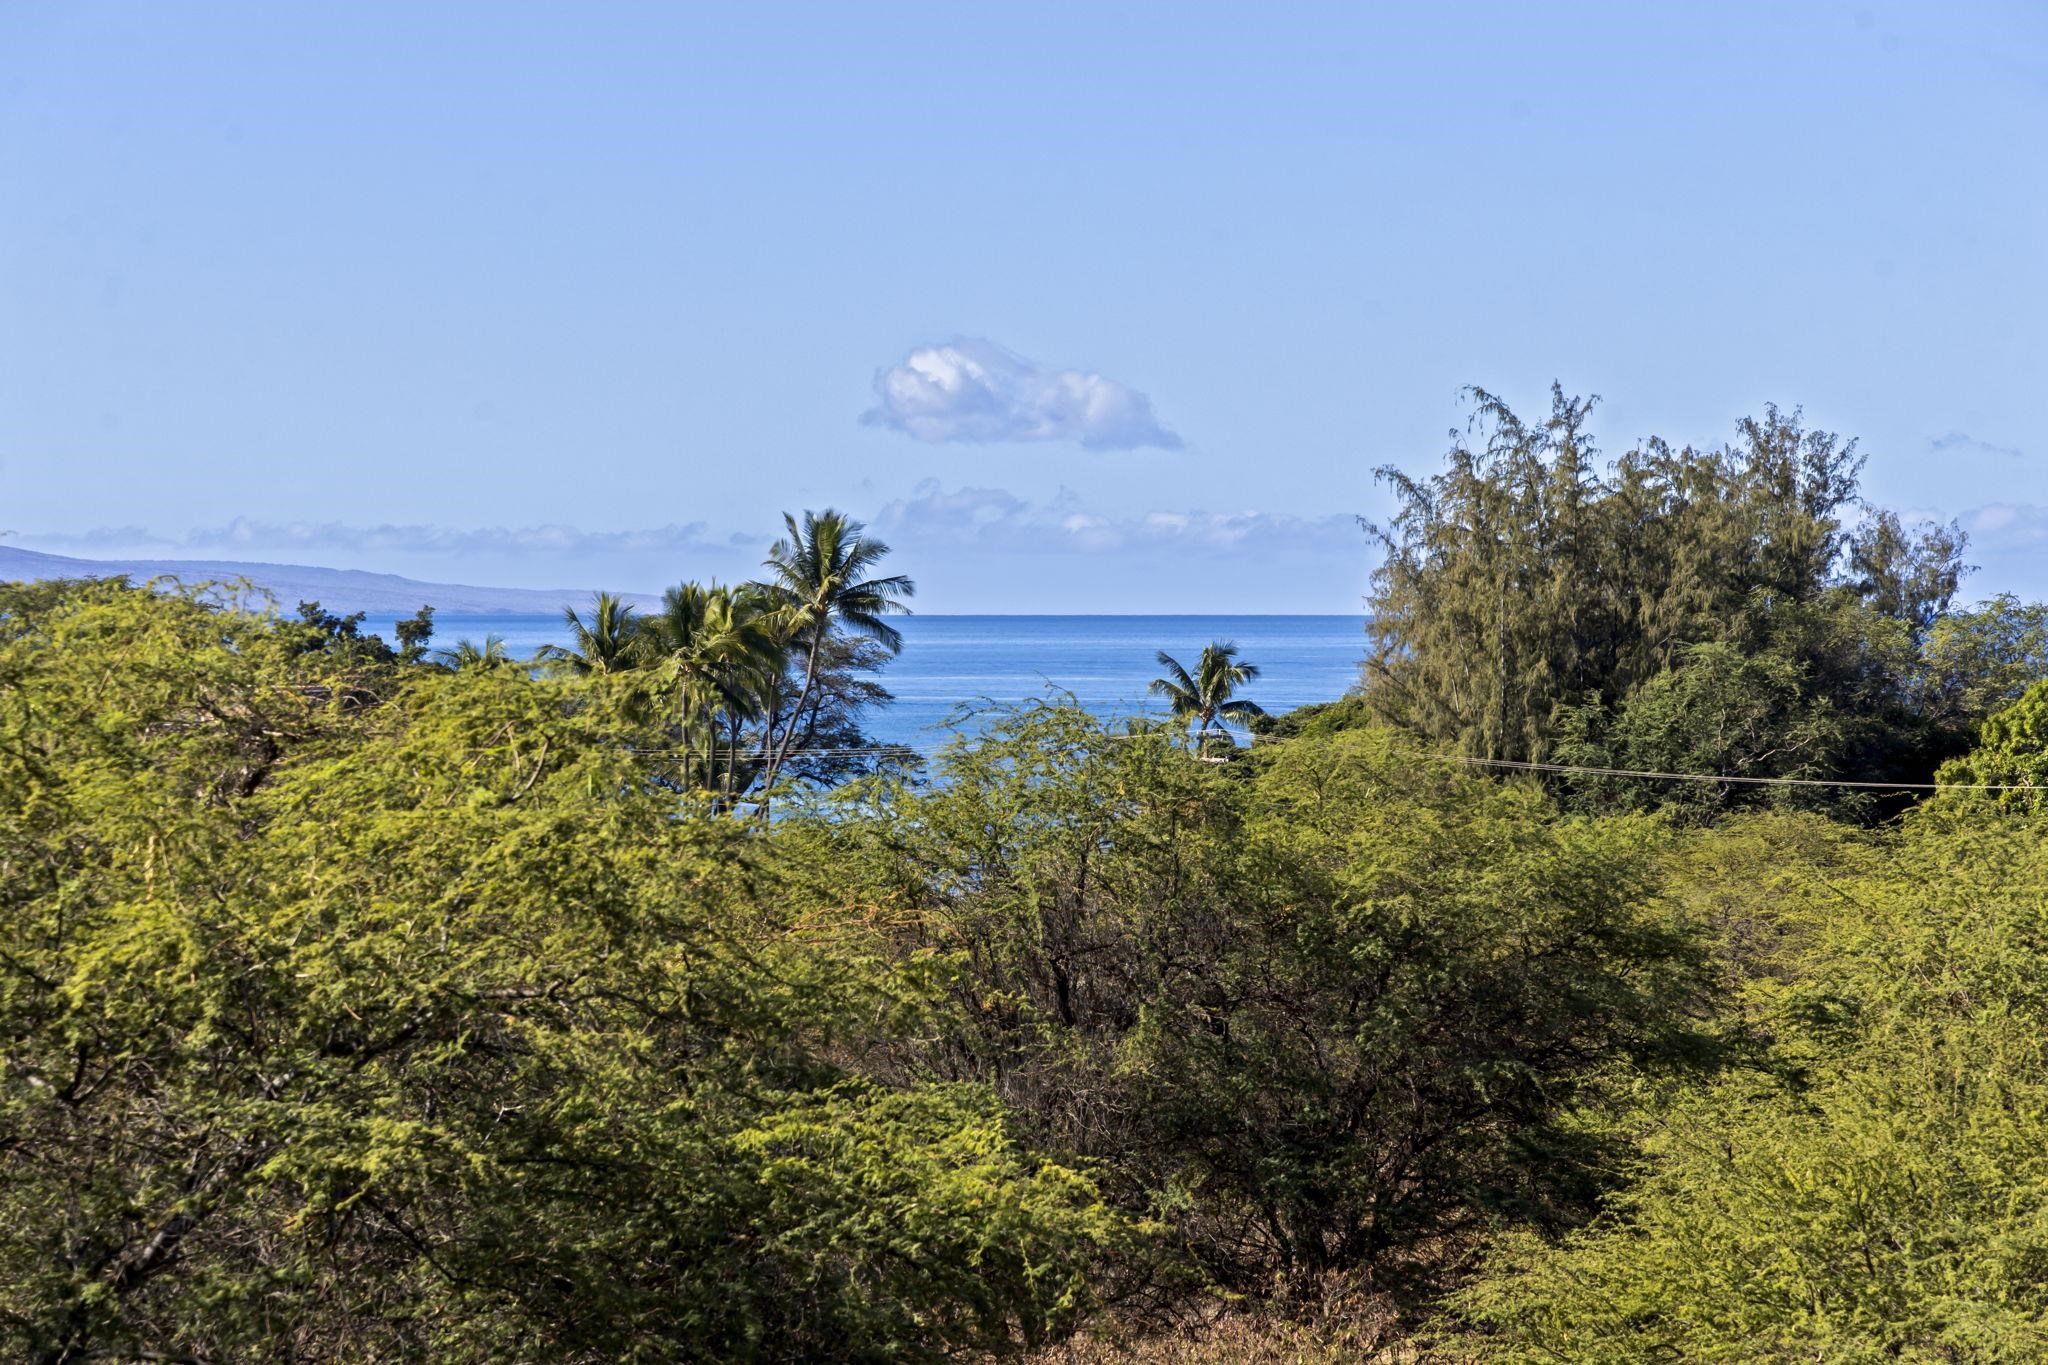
21 491 1358 567
1931 431 2026 460
862 338 1181 450
1962 502 2048 540
19 518 756 561
28 490 2045 614
869 479 1359 557
25 490 2048 577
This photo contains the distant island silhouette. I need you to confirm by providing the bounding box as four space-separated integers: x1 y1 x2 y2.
0 545 656 617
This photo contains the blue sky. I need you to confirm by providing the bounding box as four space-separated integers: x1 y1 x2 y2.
2 0 2044 611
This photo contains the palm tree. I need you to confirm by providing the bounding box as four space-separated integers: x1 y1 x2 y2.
1150 641 1265 751
753 509 914 789
436 635 512 670
650 581 787 792
536 592 648 676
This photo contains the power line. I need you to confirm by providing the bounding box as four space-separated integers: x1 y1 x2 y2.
1447 754 2045 793
623 740 2046 793
624 735 1164 759
626 746 924 758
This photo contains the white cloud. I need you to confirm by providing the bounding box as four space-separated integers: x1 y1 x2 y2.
862 338 1181 450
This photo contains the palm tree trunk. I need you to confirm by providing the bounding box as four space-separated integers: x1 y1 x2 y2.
763 628 825 792
681 710 693 789
723 711 740 807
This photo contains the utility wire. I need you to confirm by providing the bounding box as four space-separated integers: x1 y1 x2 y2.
621 740 2045 792
1447 754 2044 792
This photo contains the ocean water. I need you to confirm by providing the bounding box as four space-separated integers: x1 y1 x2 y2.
381 613 1366 751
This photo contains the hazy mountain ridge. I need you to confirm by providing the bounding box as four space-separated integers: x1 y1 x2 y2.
0 545 655 617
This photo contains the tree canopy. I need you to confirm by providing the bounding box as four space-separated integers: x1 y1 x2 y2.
1148 640 1265 748
0 577 1125 1362
1362 387 1972 817
1451 809 2048 1360
5 401 2048 1359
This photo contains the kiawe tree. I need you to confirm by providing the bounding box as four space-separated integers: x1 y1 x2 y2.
1451 814 2048 1360
392 603 436 663
12 466 2048 1360
1933 677 2048 812
0 577 1131 1362
796 701 1711 1304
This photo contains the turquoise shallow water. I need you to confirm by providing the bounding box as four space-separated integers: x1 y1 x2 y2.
378 613 1366 751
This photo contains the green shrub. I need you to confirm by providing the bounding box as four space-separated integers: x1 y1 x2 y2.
801 703 1716 1294
1450 814 2048 1361
0 580 1134 1362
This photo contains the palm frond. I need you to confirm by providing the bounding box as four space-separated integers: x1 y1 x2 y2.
1153 650 1199 695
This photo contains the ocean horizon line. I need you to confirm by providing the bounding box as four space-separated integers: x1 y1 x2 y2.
418 609 1367 618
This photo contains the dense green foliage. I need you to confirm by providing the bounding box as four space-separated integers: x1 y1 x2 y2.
8 403 2048 1360
0 580 1126 1361
795 707 1712 1293
1450 809 2048 1360
0 573 1730 1360
1933 677 2048 813
1343 392 2048 1358
1361 388 2012 818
